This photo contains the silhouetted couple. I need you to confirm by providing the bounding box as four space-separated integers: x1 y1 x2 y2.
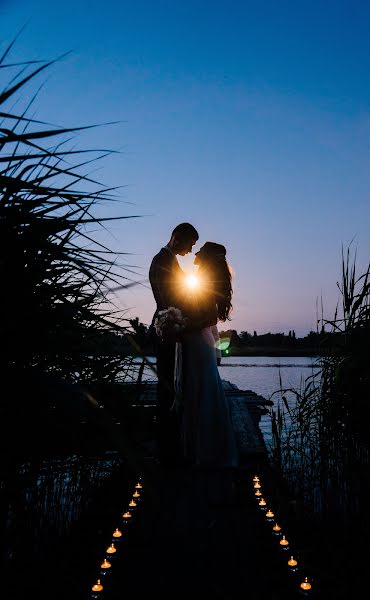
149 223 239 472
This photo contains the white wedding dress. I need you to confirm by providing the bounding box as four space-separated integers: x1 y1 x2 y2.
178 326 239 468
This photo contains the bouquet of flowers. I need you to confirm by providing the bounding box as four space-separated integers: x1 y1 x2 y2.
154 306 188 341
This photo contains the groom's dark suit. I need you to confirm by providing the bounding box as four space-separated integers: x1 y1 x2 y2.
149 246 184 466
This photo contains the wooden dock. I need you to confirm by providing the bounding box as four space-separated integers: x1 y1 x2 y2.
132 378 273 459
94 381 304 600
222 379 272 457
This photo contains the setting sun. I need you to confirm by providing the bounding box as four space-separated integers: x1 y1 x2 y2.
185 274 199 289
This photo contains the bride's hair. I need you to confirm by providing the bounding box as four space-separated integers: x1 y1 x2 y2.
198 242 233 321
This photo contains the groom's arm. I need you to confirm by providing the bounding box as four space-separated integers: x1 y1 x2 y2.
149 253 176 310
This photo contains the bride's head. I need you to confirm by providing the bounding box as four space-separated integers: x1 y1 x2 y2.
194 242 233 321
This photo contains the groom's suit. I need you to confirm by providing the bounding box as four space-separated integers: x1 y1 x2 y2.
149 246 184 466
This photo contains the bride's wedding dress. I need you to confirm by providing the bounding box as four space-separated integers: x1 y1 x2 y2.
179 325 239 468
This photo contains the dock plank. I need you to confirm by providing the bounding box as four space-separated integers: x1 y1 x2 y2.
131 379 271 460
228 394 267 456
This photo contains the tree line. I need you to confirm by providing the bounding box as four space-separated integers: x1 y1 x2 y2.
123 319 340 356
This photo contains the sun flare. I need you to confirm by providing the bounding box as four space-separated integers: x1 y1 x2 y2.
185 274 199 289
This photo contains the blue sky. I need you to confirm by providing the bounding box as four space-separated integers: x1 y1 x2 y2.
1 0 369 336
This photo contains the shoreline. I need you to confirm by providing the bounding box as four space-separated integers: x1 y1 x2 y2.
223 348 323 357
132 349 327 359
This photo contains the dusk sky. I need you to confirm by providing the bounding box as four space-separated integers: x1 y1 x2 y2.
2 0 369 336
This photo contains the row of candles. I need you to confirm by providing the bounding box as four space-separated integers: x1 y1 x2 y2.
252 475 313 596
91 478 143 598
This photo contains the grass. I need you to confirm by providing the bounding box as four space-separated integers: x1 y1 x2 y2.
0 34 164 597
267 243 370 596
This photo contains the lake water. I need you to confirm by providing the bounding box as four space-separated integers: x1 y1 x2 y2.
219 355 321 444
131 354 321 448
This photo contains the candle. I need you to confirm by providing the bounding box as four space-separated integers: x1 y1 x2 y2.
112 528 122 539
279 535 289 548
300 577 312 592
272 523 281 534
129 499 137 510
132 490 140 499
100 558 112 572
106 543 117 555
122 511 132 523
253 476 260 482
135 482 143 490
253 482 261 489
265 509 274 519
258 498 266 507
288 556 298 571
91 579 103 597
254 490 262 497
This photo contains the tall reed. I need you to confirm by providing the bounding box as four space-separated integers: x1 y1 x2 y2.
0 35 161 509
0 35 142 386
268 245 369 594
268 244 369 520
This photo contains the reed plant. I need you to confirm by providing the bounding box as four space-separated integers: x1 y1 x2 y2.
0 31 161 495
0 36 163 589
269 245 369 514
0 39 142 386
268 245 369 594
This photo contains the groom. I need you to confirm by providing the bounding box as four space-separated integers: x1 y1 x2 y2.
149 222 199 467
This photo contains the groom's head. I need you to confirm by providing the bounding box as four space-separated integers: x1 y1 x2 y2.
169 222 199 256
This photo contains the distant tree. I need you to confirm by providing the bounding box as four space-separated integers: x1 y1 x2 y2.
129 318 149 351
219 329 242 349
240 331 252 345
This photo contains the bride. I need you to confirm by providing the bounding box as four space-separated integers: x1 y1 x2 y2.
176 241 239 470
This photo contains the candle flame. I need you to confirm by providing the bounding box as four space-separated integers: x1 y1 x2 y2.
92 579 103 592
300 577 312 590
113 528 122 537
280 535 289 545
101 559 111 569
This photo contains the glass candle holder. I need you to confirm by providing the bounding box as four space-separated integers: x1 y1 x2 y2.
122 511 133 524
91 579 104 598
100 558 112 576
279 535 289 550
258 498 267 510
299 577 313 596
288 556 298 572
106 543 117 557
112 528 123 542
272 523 281 535
265 509 274 520
128 499 137 511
